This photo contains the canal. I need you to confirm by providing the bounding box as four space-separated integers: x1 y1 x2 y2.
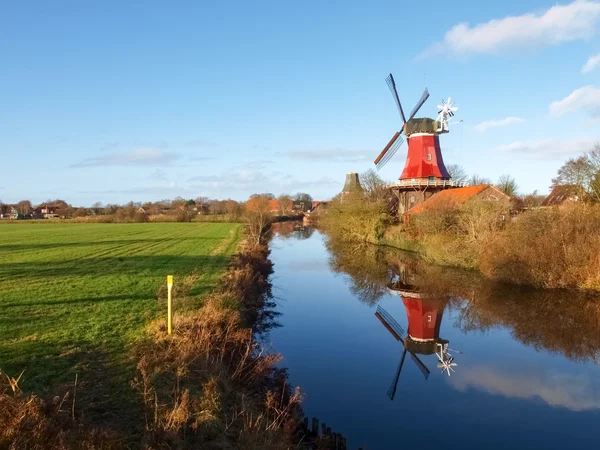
266 223 600 449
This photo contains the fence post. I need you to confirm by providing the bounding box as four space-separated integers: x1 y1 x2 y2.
167 275 173 334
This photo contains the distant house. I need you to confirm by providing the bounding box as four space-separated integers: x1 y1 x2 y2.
407 185 510 215
292 200 312 212
33 205 59 219
1 206 19 219
541 185 580 207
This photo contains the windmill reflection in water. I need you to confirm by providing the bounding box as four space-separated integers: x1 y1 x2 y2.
374 264 457 400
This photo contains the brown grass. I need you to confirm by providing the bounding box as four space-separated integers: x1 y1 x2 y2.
480 203 600 289
0 370 121 449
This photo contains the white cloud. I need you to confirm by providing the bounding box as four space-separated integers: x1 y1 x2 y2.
286 148 374 163
495 137 599 158
549 85 600 117
187 168 338 197
582 52 600 73
72 149 179 167
474 117 525 133
451 366 600 411
422 0 600 57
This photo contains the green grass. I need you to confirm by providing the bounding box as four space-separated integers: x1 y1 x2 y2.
0 222 242 394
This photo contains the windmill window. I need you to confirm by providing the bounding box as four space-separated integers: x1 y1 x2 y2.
427 315 432 322
410 196 415 204
427 153 432 161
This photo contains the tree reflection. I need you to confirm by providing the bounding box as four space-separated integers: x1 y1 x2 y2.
324 237 392 305
271 221 315 240
322 232 600 363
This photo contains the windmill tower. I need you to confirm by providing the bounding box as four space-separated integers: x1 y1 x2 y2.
374 262 457 400
374 74 466 213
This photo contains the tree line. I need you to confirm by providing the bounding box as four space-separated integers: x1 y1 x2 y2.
0 192 314 222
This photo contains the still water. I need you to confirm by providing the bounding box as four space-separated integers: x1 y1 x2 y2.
266 223 600 450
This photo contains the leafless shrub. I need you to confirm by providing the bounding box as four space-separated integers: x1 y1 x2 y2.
481 203 600 289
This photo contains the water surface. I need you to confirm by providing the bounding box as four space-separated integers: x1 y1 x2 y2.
267 223 600 450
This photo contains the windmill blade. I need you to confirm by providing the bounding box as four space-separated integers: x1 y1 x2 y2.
409 88 430 120
375 305 406 341
386 74 407 124
374 132 404 171
387 349 407 401
409 352 430 380
376 135 404 171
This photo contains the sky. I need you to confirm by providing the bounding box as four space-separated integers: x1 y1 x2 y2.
1 0 599 206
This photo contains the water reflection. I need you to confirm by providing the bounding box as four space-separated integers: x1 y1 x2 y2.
325 236 600 363
269 226 600 449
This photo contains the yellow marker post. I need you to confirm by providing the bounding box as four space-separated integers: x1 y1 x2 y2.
167 275 173 334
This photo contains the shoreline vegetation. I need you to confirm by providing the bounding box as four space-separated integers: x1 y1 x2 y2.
0 215 336 449
318 167 600 292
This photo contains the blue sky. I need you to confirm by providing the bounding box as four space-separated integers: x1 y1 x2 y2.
1 0 599 205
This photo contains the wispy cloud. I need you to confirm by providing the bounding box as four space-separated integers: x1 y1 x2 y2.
189 155 217 162
183 138 219 148
71 148 179 167
148 169 168 180
474 117 525 133
188 168 338 193
286 148 374 163
451 366 600 411
549 86 600 117
422 0 600 57
494 138 599 158
582 52 600 73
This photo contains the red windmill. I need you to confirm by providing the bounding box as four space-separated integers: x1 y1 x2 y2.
374 262 458 400
374 74 465 213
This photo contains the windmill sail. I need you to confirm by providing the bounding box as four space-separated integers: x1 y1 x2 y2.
375 305 406 339
409 352 430 380
409 88 430 120
386 74 406 124
374 133 405 171
387 349 407 400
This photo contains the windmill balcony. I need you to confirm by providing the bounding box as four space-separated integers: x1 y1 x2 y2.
387 179 469 189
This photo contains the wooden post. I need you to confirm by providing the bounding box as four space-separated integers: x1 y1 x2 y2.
167 275 173 334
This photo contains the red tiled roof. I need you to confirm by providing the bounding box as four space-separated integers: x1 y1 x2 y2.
541 185 579 207
407 184 493 215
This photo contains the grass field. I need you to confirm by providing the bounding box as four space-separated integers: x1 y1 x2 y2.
0 222 241 398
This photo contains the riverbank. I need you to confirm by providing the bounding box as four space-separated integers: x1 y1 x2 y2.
0 221 340 449
319 194 600 291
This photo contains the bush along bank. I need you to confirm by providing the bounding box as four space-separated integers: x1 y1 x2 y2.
0 230 346 449
320 191 600 291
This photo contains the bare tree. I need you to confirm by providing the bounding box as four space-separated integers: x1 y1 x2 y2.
446 164 468 183
277 194 292 215
224 199 242 220
552 156 593 189
496 175 519 197
360 169 388 202
195 196 210 214
17 200 32 215
469 174 492 186
245 194 273 246
293 192 313 203
91 201 104 215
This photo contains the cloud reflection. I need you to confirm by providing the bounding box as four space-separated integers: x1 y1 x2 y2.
450 366 600 411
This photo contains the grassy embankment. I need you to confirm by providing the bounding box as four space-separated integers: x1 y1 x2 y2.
0 221 318 449
0 222 241 392
319 193 600 291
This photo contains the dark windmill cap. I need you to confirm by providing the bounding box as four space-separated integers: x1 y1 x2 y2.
405 337 449 355
342 172 363 193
